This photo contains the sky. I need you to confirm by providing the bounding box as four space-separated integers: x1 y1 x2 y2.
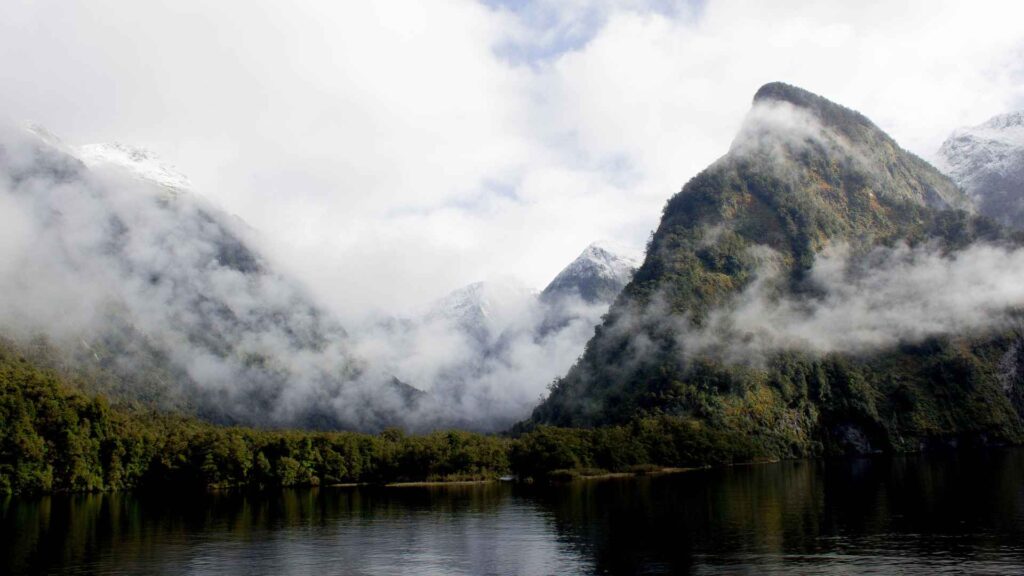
2 0 1023 321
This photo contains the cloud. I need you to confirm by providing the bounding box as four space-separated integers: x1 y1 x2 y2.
0 123 620 431
1 1 1021 323
0 124 389 428
684 241 1024 365
350 281 615 431
1 0 1024 433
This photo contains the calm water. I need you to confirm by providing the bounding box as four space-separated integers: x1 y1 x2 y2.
5 450 1024 575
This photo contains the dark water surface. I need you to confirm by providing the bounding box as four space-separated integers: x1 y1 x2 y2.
5 449 1024 575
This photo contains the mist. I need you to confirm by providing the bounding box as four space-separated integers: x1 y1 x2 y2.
352 282 613 431
0 122 616 432
586 98 1024 374
682 241 1024 365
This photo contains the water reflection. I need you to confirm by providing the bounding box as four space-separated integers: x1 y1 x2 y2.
4 450 1024 575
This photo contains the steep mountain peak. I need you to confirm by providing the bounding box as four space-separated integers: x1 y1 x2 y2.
751 82 878 141
77 142 193 193
541 242 639 304
725 82 968 212
531 84 994 434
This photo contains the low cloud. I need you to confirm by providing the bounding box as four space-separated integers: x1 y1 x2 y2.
351 282 613 431
0 123 614 432
604 239 1024 372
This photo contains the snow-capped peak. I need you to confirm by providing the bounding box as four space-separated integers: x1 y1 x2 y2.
576 241 641 277
77 142 193 193
429 281 536 323
937 111 1024 186
541 241 641 304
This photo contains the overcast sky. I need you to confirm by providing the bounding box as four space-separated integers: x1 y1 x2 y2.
2 0 1023 320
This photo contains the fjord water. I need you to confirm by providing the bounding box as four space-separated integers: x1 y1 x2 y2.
5 450 1024 575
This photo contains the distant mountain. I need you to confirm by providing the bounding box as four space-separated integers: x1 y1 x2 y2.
0 123 412 430
426 280 538 347
938 111 1024 229
424 243 637 349
527 83 1024 456
357 243 637 431
541 242 640 305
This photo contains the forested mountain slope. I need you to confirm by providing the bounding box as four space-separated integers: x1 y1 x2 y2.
528 83 1024 457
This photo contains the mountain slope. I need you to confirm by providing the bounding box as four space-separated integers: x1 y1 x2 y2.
0 123 412 431
938 111 1024 229
527 83 1024 456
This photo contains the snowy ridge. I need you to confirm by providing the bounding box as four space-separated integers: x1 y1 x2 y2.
938 111 1024 230
554 242 639 285
77 142 193 193
938 111 1024 186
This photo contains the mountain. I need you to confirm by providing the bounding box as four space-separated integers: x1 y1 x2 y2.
426 280 539 347
541 242 640 305
938 111 1024 229
0 123 413 431
527 83 1024 456
355 243 637 431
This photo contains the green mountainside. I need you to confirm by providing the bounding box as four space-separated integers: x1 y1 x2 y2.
527 83 1024 456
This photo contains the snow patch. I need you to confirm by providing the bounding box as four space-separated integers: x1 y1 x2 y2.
77 142 193 193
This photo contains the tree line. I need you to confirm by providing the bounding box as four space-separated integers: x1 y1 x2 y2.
0 341 770 495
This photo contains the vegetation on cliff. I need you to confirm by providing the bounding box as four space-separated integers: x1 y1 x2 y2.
527 83 1024 456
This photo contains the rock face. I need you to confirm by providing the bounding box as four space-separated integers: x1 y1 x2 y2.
938 111 1024 230
0 123 416 431
527 83 1024 456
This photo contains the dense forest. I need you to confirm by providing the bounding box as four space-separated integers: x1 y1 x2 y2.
0 339 769 495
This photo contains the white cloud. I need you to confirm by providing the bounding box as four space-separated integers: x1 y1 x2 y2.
0 0 1022 324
